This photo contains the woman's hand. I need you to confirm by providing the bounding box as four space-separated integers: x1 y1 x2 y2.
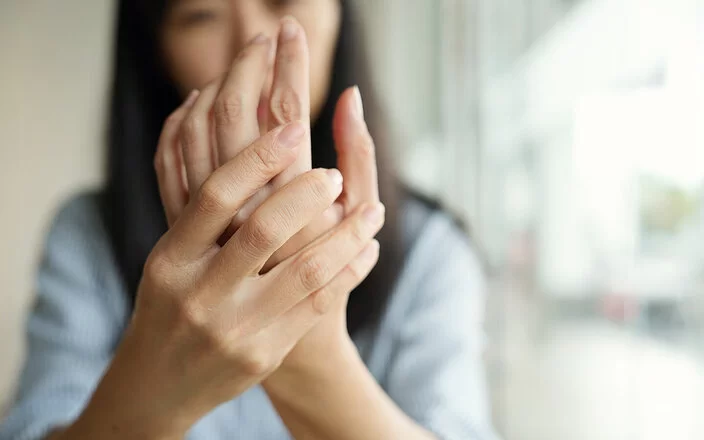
166 17 343 273
260 91 436 440
159 16 383 373
58 28 384 440
161 17 383 375
267 85 383 374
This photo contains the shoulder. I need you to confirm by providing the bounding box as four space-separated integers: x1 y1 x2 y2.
48 191 104 236
43 188 118 280
387 193 486 327
399 193 482 288
43 190 114 274
356 194 487 379
44 190 116 264
39 190 127 326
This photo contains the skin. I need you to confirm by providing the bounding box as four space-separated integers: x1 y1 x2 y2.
50 2 435 439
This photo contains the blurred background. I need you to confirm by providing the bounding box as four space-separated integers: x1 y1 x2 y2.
1 1 703 439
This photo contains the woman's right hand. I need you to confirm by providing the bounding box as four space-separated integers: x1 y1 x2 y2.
59 38 384 440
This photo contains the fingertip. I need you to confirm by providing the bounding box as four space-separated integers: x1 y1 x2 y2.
183 89 200 109
324 168 343 187
352 86 364 120
360 239 381 262
279 15 300 41
335 86 365 124
371 238 381 252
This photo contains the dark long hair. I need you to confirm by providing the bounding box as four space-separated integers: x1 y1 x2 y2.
102 0 405 336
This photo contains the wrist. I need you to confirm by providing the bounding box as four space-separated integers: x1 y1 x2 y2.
263 335 361 401
63 381 191 440
264 337 429 440
63 328 197 440
64 407 188 440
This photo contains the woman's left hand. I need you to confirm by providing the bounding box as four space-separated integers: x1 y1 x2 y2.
267 85 383 374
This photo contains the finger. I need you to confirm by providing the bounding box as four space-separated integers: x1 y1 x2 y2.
333 86 380 212
180 79 221 194
247 203 385 329
277 239 379 334
215 33 274 164
217 185 275 246
269 16 312 184
164 121 307 260
306 239 380 315
262 202 344 273
155 90 200 227
263 239 379 351
213 168 343 280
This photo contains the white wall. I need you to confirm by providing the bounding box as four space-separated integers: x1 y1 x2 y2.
0 1 113 405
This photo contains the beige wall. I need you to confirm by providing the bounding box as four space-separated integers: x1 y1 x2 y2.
0 1 113 405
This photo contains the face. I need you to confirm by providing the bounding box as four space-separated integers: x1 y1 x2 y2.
160 0 341 123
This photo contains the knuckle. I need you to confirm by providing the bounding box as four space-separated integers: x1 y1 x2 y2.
177 301 228 350
270 87 303 124
247 142 280 176
201 325 233 356
174 297 205 328
143 251 175 289
214 92 245 125
296 252 331 292
196 179 230 215
242 214 279 250
237 349 277 377
306 171 337 202
310 288 335 316
180 115 202 148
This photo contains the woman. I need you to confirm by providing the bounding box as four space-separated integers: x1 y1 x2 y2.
0 1 495 439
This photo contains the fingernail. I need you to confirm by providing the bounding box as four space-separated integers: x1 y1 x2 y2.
361 240 380 261
183 90 199 108
352 86 364 121
251 33 269 45
280 17 298 41
325 169 343 187
364 204 384 225
278 122 306 148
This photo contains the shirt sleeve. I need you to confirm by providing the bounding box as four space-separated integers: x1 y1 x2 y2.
0 194 129 440
383 216 500 440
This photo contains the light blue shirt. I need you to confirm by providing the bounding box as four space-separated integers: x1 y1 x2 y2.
0 193 497 440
